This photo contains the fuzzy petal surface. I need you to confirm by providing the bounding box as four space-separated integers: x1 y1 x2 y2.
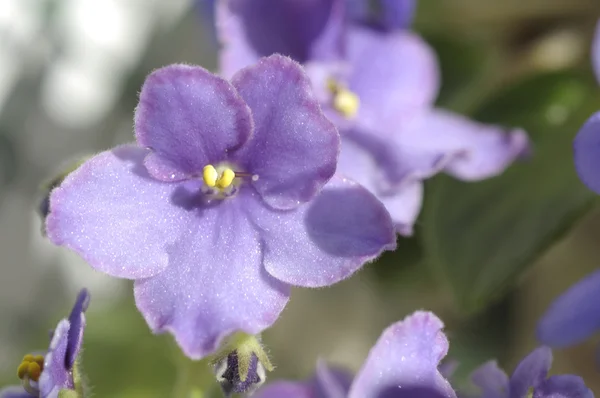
537 269 600 347
394 110 529 183
347 27 439 131
0 387 31 398
134 190 290 359
47 145 197 279
231 55 339 210
509 347 552 398
246 175 395 287
470 361 509 398
535 376 594 398
573 112 600 194
347 311 456 398
593 20 600 84
217 0 344 78
65 289 89 369
39 320 72 398
135 64 252 181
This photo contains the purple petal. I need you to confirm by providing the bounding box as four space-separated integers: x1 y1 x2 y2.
376 182 423 236
254 382 313 398
347 27 439 131
0 386 32 398
379 0 417 31
537 269 600 347
231 55 339 210
217 0 344 78
593 20 600 84
246 175 396 287
347 311 456 398
470 361 509 398
377 386 452 398
39 320 73 397
47 145 196 279
134 64 252 181
392 110 529 183
311 361 353 398
65 289 89 370
573 112 600 194
535 375 593 398
509 347 552 397
134 191 290 359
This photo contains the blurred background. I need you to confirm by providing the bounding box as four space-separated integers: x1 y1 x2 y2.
1 0 600 396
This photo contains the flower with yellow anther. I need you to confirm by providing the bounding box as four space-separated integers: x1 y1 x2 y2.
17 354 44 382
203 165 237 190
327 78 360 118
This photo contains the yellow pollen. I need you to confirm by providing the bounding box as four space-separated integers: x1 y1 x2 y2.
17 353 44 382
203 165 236 189
203 165 218 187
216 168 236 189
326 78 359 118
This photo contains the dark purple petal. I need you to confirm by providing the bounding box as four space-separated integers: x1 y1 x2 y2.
47 145 197 279
509 347 552 397
470 361 509 398
254 382 313 398
231 55 339 210
39 320 73 397
310 361 353 398
537 269 600 347
347 311 456 398
65 289 89 370
573 112 600 194
246 175 396 287
134 193 290 359
593 20 600 84
0 386 32 398
217 0 344 78
347 27 439 131
134 64 252 181
392 110 529 183
379 0 417 31
217 352 263 395
534 375 593 398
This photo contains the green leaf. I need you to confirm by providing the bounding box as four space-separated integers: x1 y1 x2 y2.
422 70 600 314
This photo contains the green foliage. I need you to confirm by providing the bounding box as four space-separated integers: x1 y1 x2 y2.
422 70 600 314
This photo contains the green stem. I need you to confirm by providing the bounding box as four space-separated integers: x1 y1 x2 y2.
171 355 221 398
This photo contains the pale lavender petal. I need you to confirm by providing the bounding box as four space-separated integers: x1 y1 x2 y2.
347 27 439 131
246 175 396 287
217 0 344 78
509 347 552 397
0 387 31 398
134 192 290 359
393 109 529 183
470 361 509 398
311 361 353 398
134 64 252 181
377 182 423 236
348 311 456 398
231 55 339 210
535 375 593 398
47 145 196 279
39 320 72 398
573 112 600 194
537 269 600 347
65 289 89 369
254 383 313 398
593 20 600 84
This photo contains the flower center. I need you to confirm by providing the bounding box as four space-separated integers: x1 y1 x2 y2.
17 353 44 395
202 164 258 199
327 78 360 118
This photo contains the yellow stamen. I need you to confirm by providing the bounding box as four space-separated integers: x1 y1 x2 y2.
216 168 236 189
203 165 218 187
17 353 44 382
333 89 360 118
17 362 28 379
27 362 41 381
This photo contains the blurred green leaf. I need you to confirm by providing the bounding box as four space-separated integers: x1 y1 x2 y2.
422 70 600 314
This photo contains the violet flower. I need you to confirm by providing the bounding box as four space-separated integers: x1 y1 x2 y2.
537 21 600 348
254 311 456 398
469 347 593 398
0 289 89 398
46 55 396 359
216 0 529 235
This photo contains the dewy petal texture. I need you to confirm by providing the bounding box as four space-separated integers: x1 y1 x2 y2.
537 269 600 347
573 112 600 194
46 145 195 279
217 0 343 78
134 190 290 359
135 64 252 181
348 311 456 398
247 176 396 287
232 55 339 210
